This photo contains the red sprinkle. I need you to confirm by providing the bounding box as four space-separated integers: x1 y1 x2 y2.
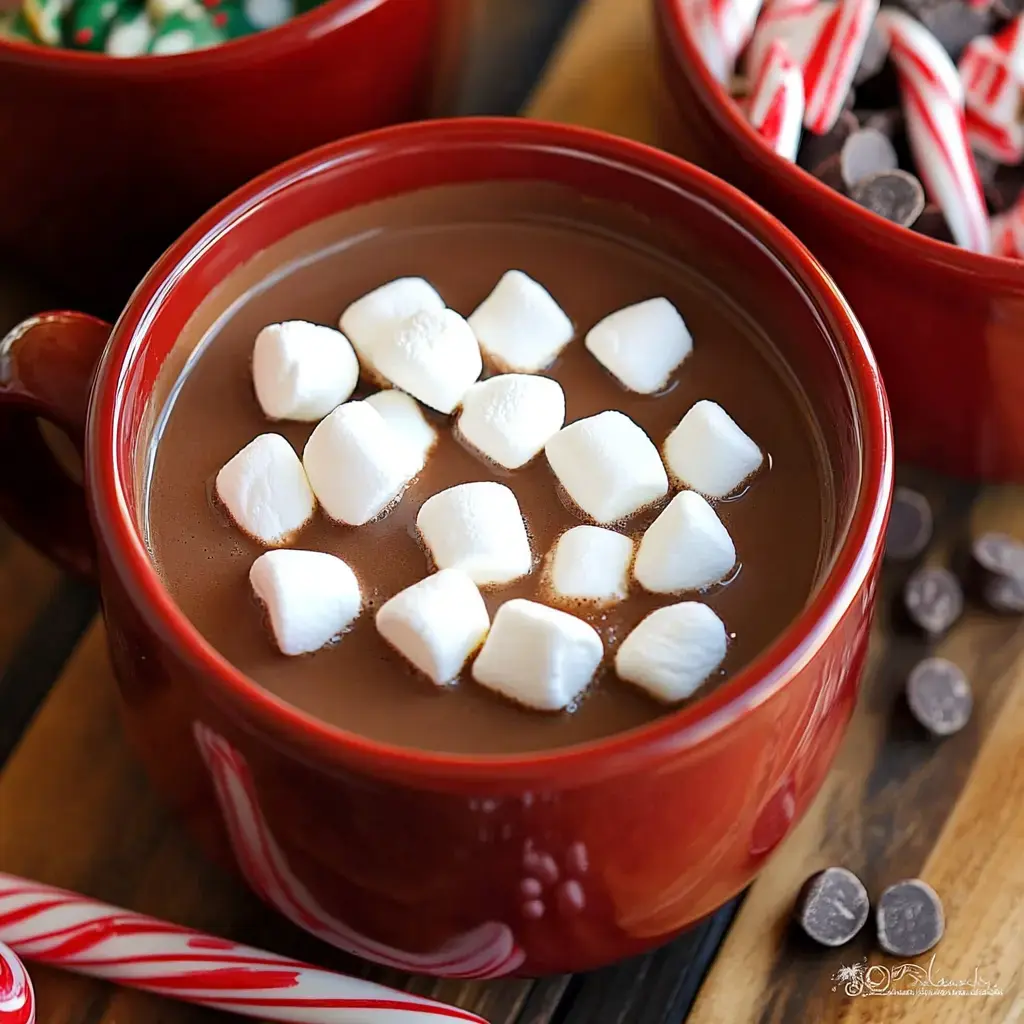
74 26 94 43
212 11 227 26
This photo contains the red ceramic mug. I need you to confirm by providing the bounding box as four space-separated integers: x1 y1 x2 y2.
0 0 446 317
654 0 1024 483
0 118 892 975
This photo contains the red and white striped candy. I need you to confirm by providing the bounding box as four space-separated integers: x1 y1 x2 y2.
745 40 806 159
0 874 487 1024
990 15 1024 77
747 0 880 134
879 8 990 252
676 0 764 83
960 37 1024 163
0 942 33 1024
990 195 1024 256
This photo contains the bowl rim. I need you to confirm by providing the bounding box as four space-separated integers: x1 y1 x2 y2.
0 0 390 70
654 0 1024 286
88 116 894 784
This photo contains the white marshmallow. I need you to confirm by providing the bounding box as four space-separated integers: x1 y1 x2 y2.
302 401 417 526
548 525 633 604
584 298 693 394
252 321 359 422
664 400 763 497
615 602 728 702
468 270 574 373
472 599 603 711
215 433 315 545
375 568 490 686
457 374 565 470
364 389 437 471
372 308 482 415
249 549 361 656
633 491 736 593
544 410 669 524
339 277 444 371
416 481 532 586
243 0 291 29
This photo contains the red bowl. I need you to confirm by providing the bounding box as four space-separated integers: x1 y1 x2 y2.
655 0 1024 482
0 0 444 316
0 117 892 974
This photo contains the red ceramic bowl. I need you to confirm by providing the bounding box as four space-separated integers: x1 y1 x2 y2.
0 118 892 976
655 0 1024 482
0 0 444 317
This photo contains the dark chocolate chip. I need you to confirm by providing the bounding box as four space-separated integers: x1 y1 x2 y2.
987 163 1024 214
798 110 858 172
876 879 945 957
796 867 870 947
906 657 972 736
971 532 1024 579
812 152 848 194
904 566 964 636
918 1 993 60
972 149 1000 187
994 0 1024 17
850 169 926 227
984 573 1024 614
858 107 903 139
914 204 955 243
885 487 933 561
854 20 889 85
841 127 899 189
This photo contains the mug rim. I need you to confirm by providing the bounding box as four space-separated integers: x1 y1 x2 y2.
655 0 1024 285
88 116 893 782
0 0 387 70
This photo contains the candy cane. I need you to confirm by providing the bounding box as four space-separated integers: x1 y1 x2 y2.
960 37 1024 163
879 8 990 252
990 14 1024 77
676 0 764 83
990 195 1024 256
0 942 34 1024
745 40 806 160
0 875 486 1024
193 724 525 980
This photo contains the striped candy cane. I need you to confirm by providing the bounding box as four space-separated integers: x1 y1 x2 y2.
990 195 1024 256
676 0 765 83
0 942 34 1024
960 37 1024 163
194 723 525 980
0 875 486 1024
745 39 806 160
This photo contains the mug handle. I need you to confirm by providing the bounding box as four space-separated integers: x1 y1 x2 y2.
0 311 112 578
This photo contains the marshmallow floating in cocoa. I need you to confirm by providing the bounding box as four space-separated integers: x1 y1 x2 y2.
457 373 566 470
249 549 362 656
375 568 490 686
472 598 604 711
584 297 693 394
544 410 669 524
744 39 806 161
215 433 315 546
416 481 533 586
364 389 437 471
615 602 729 702
633 490 737 593
303 401 418 526
252 321 359 422
664 400 763 498
468 270 574 373
548 525 634 604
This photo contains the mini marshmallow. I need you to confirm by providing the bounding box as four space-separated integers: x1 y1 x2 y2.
215 433 315 545
664 400 764 497
249 549 361 656
544 410 669 524
252 321 359 422
615 602 728 702
303 401 417 525
584 298 693 394
468 270 574 373
375 568 490 686
364 389 437 471
633 491 736 593
372 308 482 415
548 525 633 604
472 599 603 711
339 277 444 370
457 374 566 469
416 481 532 585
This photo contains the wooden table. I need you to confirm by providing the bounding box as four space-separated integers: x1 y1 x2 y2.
2 1 1024 1021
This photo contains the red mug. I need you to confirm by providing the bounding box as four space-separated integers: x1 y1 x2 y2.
0 118 892 975
654 0 1024 483
0 0 445 317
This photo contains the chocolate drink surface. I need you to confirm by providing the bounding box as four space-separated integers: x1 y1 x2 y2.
145 182 829 755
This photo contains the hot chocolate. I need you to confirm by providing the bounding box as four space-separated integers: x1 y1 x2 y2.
144 181 830 755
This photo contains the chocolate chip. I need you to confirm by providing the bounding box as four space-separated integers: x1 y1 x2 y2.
841 128 899 189
906 657 972 736
914 204 955 243
984 573 1024 614
876 879 945 957
796 867 870 947
850 170 926 227
904 567 964 636
858 107 903 139
812 153 848 194
798 110 859 171
971 532 1024 579
885 487 933 561
994 0 1024 17
854 20 889 85
918 1 993 60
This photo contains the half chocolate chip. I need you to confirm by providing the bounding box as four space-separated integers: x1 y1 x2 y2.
885 487 933 562
906 657 972 736
796 867 870 947
877 879 945 957
850 169 926 227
